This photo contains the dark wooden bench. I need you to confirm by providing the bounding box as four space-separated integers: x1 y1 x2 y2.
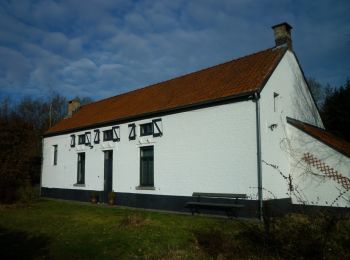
185 192 247 217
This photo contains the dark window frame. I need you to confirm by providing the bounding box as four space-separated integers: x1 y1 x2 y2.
140 146 154 187
112 126 120 142
77 152 85 184
152 119 163 137
129 123 136 140
53 145 58 165
85 132 91 145
140 122 153 136
94 129 100 144
78 134 85 145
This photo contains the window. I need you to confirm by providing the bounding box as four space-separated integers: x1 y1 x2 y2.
140 123 153 136
70 135 75 147
77 153 85 184
103 130 113 141
53 145 58 165
78 134 85 145
140 146 154 187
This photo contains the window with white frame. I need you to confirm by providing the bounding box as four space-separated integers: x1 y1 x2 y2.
77 153 85 184
140 146 154 187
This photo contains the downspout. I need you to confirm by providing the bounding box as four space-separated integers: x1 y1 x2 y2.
254 92 263 221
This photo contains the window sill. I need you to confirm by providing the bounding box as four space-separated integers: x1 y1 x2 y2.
135 186 155 190
140 134 153 137
73 183 85 187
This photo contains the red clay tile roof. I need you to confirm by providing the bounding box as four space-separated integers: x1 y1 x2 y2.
287 117 350 158
45 47 287 136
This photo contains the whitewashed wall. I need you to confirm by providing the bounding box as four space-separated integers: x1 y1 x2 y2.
259 49 349 207
287 125 350 207
42 100 259 198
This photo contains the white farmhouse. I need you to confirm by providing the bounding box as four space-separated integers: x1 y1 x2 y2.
41 23 350 218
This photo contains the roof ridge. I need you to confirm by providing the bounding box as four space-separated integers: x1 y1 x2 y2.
82 47 280 109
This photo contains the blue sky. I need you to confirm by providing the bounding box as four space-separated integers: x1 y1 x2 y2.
0 0 349 101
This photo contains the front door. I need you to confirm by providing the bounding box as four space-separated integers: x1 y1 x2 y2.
104 150 113 203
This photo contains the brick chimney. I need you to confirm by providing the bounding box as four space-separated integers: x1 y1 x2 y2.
272 22 293 51
67 99 80 118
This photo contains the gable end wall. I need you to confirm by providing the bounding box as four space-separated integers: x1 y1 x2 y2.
259 50 324 201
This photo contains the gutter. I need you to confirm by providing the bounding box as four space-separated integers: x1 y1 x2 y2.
254 92 263 220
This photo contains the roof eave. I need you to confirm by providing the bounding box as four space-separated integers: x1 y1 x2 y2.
44 91 256 138
287 117 350 158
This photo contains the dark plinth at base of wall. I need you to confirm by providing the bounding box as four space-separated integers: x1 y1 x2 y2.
41 187 260 218
262 199 350 217
41 187 349 218
115 192 261 218
41 187 95 202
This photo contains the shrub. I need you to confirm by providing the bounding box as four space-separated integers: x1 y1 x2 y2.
192 212 350 259
238 212 350 259
192 226 256 259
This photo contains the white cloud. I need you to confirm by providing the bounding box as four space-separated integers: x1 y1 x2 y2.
61 58 98 84
98 64 123 77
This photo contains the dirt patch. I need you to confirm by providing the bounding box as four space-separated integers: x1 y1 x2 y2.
118 214 152 228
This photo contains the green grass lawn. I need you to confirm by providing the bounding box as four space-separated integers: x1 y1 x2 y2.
0 199 349 259
0 199 248 259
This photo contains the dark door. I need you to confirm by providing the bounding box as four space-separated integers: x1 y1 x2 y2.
104 150 113 203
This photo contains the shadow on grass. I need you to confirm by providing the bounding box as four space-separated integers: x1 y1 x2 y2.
0 226 50 259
